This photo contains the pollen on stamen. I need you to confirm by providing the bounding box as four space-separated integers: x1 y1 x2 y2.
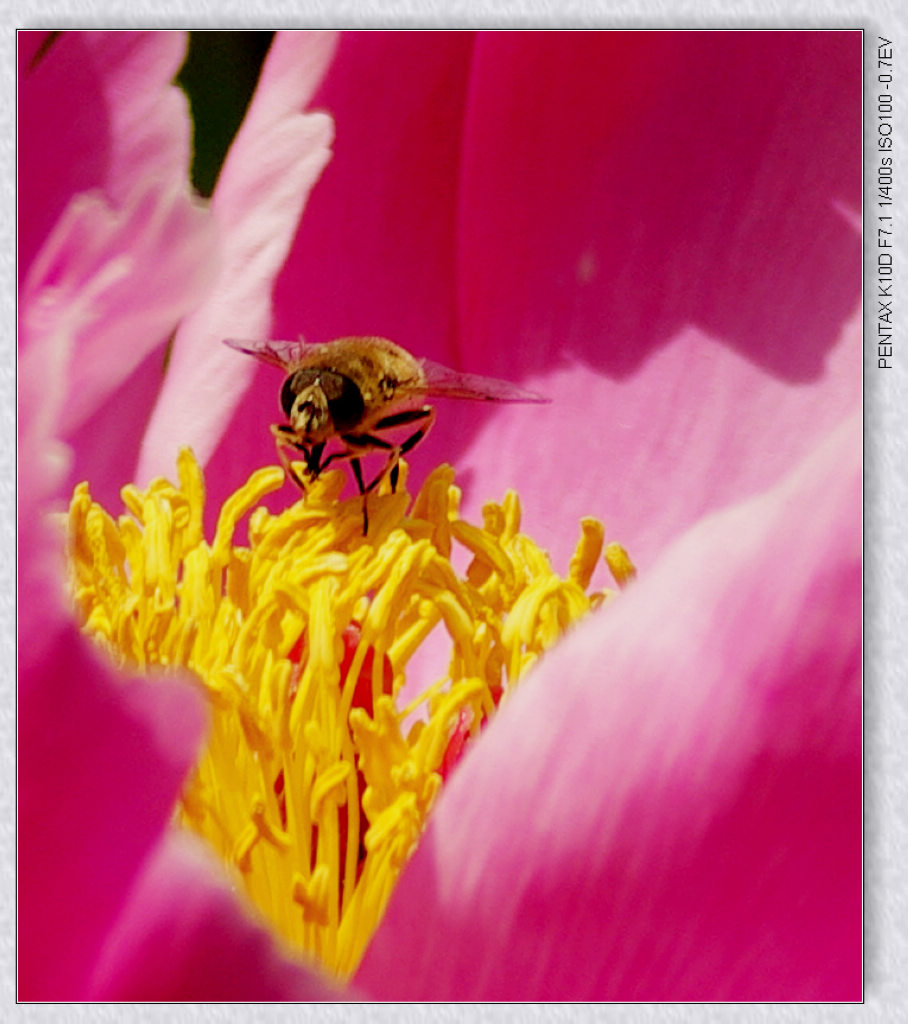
65 447 633 979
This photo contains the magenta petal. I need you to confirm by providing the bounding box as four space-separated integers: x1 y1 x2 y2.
456 32 861 380
137 32 338 485
357 415 861 1000
89 832 344 1000
439 30 862 571
18 615 206 1000
271 31 475 357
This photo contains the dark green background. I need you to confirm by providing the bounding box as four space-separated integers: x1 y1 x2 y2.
176 31 274 197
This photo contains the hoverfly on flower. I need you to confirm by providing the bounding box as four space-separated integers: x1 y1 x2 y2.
225 335 549 531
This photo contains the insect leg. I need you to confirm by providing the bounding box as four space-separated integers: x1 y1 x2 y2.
396 406 435 454
315 447 357 474
391 407 436 490
372 406 435 432
306 441 326 477
271 424 310 491
340 432 399 497
346 406 436 495
350 456 369 534
341 433 395 453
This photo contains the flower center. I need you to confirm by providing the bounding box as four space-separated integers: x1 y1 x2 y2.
66 448 634 978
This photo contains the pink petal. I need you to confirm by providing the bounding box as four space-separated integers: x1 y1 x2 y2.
88 831 344 1000
18 31 191 282
18 542 330 1000
19 30 217 502
357 413 860 1000
61 344 183 514
18 608 207 999
19 385 208 999
21 183 216 440
136 32 338 485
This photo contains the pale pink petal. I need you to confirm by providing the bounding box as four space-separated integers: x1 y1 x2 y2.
18 31 191 281
446 305 860 580
357 413 861 1000
88 831 344 1000
21 184 216 441
62 344 179 514
81 31 193 202
18 609 207 999
137 32 338 485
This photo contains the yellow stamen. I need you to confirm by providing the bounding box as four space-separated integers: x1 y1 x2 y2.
605 541 637 588
66 448 631 978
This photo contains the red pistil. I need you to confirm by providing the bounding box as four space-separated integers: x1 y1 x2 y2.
287 621 393 715
438 679 506 781
279 622 394 870
439 707 475 781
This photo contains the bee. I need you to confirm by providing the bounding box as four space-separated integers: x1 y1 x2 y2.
224 335 549 532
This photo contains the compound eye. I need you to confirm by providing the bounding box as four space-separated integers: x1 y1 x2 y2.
319 371 365 433
280 375 298 418
280 368 323 419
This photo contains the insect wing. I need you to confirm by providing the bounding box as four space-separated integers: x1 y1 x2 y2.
223 337 311 371
420 358 549 403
